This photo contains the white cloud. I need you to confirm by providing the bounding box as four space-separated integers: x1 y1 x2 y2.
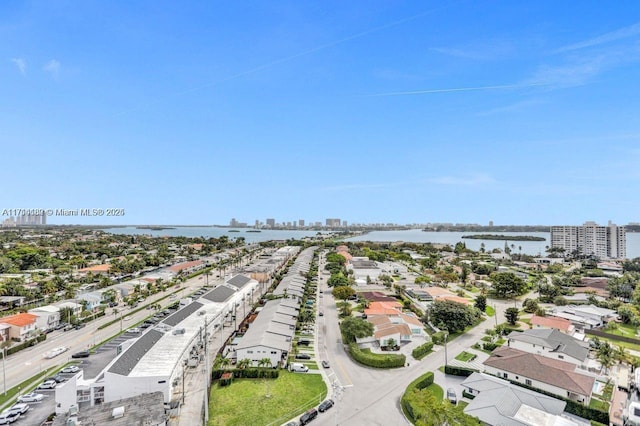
555 21 640 53
370 82 548 97
43 59 61 77
10 58 26 75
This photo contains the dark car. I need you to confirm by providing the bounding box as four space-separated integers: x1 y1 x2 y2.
45 375 66 383
74 323 86 330
71 351 90 359
318 399 334 412
295 353 311 360
54 323 67 330
321 360 330 368
298 339 311 346
299 408 318 425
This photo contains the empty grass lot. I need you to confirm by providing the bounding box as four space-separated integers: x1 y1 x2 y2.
455 351 476 362
208 370 327 426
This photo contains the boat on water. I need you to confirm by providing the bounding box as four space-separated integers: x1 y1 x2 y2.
136 226 176 230
246 230 262 233
228 230 241 233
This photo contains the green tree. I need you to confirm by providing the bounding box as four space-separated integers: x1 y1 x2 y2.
404 388 481 426
327 273 349 287
379 274 394 287
338 301 352 318
505 307 519 325
339 317 374 343
474 295 487 312
326 252 346 264
427 300 480 333
490 272 527 298
332 286 356 300
415 276 431 288
522 298 538 313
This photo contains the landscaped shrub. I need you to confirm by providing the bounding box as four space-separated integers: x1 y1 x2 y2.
482 342 499 351
6 333 46 357
212 368 279 381
431 331 447 345
348 343 405 368
414 372 434 390
401 371 435 422
444 365 477 377
462 390 476 399
411 341 434 360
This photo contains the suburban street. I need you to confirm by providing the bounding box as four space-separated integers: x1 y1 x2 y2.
313 254 532 425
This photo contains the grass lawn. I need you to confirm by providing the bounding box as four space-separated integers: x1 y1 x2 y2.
424 383 444 401
602 383 613 401
606 323 638 338
455 351 476 362
589 398 610 412
481 336 492 342
485 306 495 317
458 401 469 409
597 336 640 352
208 371 327 426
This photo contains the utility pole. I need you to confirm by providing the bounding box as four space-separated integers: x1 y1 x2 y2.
444 332 448 367
494 304 498 327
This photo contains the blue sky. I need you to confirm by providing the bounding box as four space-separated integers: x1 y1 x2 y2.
2 1 640 226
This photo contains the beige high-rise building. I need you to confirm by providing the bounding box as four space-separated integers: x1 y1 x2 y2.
550 221 626 259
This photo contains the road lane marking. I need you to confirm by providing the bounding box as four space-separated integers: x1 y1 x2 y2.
334 358 353 387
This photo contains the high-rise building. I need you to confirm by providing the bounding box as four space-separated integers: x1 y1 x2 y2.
551 221 626 259
266 218 275 228
298 219 304 227
230 218 238 227
325 218 341 227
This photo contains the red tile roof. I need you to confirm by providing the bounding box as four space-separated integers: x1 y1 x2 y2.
0 313 37 327
531 315 572 332
78 264 111 272
169 260 204 273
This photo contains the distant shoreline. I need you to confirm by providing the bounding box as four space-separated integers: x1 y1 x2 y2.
462 234 546 241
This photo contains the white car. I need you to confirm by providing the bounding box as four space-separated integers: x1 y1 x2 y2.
44 346 67 359
61 365 80 374
37 380 57 390
17 393 44 403
8 404 28 415
0 410 20 424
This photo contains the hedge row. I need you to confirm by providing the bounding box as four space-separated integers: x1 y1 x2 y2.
3 334 47 357
444 365 477 377
412 341 434 360
348 343 406 368
211 368 279 381
508 380 609 424
401 371 436 423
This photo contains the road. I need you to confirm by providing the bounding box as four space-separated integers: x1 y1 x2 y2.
313 254 534 425
1 274 208 397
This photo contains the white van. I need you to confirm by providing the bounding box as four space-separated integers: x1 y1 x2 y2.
291 363 309 373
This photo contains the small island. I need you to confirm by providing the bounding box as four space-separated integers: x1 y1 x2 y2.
136 226 176 230
461 234 546 241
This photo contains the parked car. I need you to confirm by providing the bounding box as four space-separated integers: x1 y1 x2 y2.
318 311 324 317
295 353 311 360
0 410 20 424
318 399 334 412
17 393 44 403
74 323 86 330
8 403 28 415
298 339 311 346
54 323 67 330
71 351 90 359
446 388 457 405
299 408 318 425
321 360 330 368
61 366 80 374
284 422 298 426
37 380 57 390
129 327 141 334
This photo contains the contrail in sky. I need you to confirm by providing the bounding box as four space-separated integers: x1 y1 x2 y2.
370 82 550 97
114 4 461 117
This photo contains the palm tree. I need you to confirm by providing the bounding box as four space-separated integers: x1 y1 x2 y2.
237 358 252 369
220 357 231 369
258 358 272 368
614 344 629 365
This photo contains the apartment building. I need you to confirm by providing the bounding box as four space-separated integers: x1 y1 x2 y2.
550 221 626 259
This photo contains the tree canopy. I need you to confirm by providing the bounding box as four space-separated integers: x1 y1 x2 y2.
427 300 480 333
332 285 356 300
339 317 374 343
490 272 527 298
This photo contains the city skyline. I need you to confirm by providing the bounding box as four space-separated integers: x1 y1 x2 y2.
2 2 640 225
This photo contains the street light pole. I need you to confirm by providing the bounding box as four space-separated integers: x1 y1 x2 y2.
494 304 498 328
2 346 6 396
444 332 448 367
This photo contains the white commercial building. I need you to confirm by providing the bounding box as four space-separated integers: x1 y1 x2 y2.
551 221 626 259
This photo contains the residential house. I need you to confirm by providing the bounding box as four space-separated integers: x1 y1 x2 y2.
506 328 590 369
77 292 103 312
530 315 574 334
460 372 580 426
348 259 381 281
550 304 616 330
483 347 595 404
52 301 83 318
0 313 38 342
167 260 204 276
28 305 61 332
